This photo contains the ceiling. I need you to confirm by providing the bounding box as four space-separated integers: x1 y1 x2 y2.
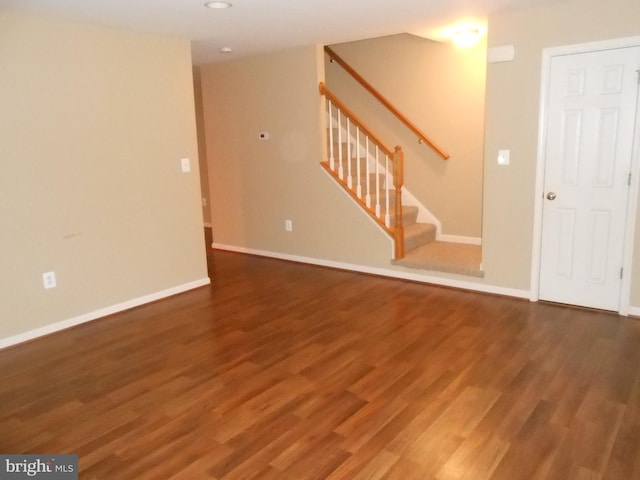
0 0 567 65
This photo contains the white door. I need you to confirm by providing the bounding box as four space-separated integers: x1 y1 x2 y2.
538 46 640 311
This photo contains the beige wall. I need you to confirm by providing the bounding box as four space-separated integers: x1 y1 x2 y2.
200 0 640 309
200 46 395 265
200 46 493 287
0 10 208 341
326 34 486 238
482 0 640 302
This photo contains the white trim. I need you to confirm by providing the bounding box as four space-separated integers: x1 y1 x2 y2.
0 278 211 350
530 45 553 302
212 243 529 299
438 234 482 246
629 306 640 318
539 35 640 57
401 188 442 234
620 57 640 316
531 35 640 315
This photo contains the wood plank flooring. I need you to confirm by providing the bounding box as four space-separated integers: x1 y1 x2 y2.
1 241 640 479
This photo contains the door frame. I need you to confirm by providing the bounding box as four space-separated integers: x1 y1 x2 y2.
530 35 640 315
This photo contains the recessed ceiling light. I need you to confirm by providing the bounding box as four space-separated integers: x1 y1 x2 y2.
220 47 233 53
424 20 486 46
204 1 232 9
453 28 481 47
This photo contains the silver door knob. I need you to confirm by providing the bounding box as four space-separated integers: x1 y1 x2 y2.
546 192 556 200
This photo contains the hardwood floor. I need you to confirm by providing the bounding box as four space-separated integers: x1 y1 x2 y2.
1 241 640 479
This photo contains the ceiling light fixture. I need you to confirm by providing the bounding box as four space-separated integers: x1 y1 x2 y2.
204 1 232 9
220 47 233 53
453 27 482 48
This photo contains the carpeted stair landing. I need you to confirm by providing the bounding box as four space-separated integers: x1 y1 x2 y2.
391 204 483 277
393 240 483 277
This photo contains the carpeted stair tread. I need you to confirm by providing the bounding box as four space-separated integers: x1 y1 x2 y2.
392 205 418 225
392 241 484 277
403 223 436 252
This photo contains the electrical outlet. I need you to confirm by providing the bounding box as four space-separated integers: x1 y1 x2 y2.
180 157 191 173
497 149 510 166
285 220 293 232
43 271 56 289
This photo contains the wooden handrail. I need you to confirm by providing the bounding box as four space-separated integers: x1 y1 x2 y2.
324 45 450 160
319 82 393 157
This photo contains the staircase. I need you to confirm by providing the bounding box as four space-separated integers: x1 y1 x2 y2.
322 145 436 250
320 82 483 277
322 148 483 277
320 45 485 277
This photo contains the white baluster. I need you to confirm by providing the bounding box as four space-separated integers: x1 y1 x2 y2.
347 119 352 188
385 154 391 227
328 101 334 170
356 128 362 198
375 145 381 218
337 110 343 179
365 139 371 208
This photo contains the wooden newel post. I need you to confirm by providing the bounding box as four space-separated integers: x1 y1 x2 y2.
393 146 404 259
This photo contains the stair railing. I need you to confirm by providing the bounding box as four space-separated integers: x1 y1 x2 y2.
319 82 404 259
324 45 450 160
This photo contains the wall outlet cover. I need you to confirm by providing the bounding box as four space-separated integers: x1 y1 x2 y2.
43 271 56 289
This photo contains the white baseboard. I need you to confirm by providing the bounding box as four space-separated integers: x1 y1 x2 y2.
437 234 482 246
0 277 211 350
629 306 640 317
212 243 529 299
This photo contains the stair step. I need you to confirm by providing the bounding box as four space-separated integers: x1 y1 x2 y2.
403 223 436 252
351 193 414 223
395 205 418 226
322 159 440 264
334 175 397 205
330 144 352 161
332 162 385 180
330 155 392 192
327 163 417 227
392 241 484 277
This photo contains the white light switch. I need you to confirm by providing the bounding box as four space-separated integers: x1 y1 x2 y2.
180 158 191 173
498 149 510 166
